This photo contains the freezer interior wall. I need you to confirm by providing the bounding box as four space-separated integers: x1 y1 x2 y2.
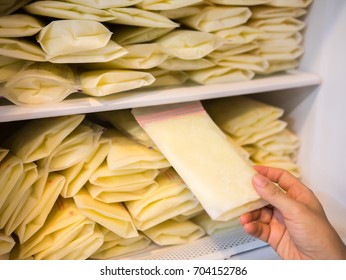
254 0 346 241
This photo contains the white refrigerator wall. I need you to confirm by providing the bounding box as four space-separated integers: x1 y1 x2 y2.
258 0 346 241
294 0 346 241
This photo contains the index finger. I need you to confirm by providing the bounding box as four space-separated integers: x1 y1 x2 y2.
253 165 307 194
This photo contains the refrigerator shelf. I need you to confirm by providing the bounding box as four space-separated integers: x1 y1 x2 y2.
113 229 269 260
0 70 321 123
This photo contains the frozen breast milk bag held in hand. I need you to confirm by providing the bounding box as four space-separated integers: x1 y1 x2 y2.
132 101 267 221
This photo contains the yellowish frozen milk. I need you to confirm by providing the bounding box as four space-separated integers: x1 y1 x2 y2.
132 101 267 221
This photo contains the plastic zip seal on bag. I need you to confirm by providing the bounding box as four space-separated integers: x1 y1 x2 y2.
132 101 268 221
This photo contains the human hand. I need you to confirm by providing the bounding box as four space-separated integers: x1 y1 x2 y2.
240 165 346 260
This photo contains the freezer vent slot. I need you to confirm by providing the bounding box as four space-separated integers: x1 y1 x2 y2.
123 229 265 260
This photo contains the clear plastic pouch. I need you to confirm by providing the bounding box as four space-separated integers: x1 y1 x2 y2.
125 168 199 230
73 188 138 238
13 197 103 260
207 0 271 5
64 0 143 9
24 1 115 21
267 0 313 8
3 114 84 163
136 0 203 11
143 219 205 246
132 101 267 221
156 30 225 60
37 20 112 57
0 37 46 62
91 227 151 260
186 66 254 85
105 128 169 170
2 62 79 106
107 7 179 28
0 13 43 37
87 43 168 70
178 6 252 33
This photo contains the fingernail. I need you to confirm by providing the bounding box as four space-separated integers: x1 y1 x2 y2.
252 173 268 188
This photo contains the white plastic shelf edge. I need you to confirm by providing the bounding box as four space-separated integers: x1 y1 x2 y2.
0 70 321 123
113 229 268 260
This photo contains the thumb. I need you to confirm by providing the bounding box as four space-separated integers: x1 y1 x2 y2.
252 173 296 214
